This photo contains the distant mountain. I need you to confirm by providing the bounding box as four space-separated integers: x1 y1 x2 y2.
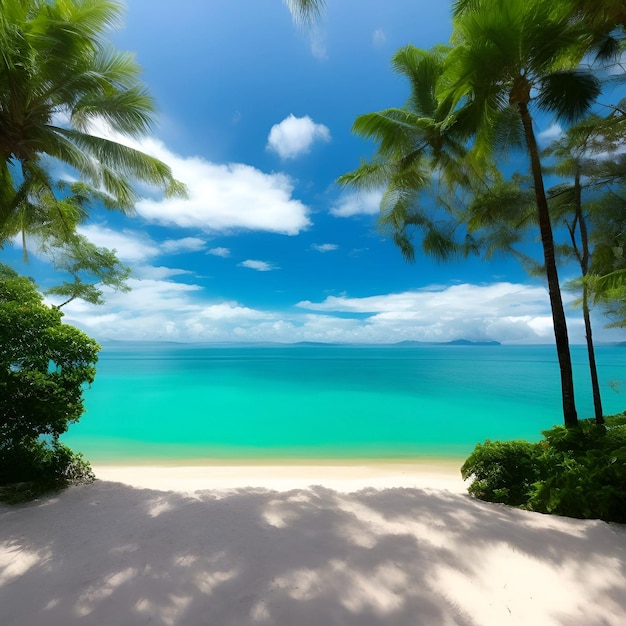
394 339 501 347
99 339 502 348
446 339 501 346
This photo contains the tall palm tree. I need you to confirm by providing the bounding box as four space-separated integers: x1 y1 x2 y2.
465 131 610 426
542 119 619 425
444 0 603 427
0 0 182 234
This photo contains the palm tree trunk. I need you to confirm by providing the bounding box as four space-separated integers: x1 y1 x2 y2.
582 285 603 423
575 171 603 424
518 102 578 427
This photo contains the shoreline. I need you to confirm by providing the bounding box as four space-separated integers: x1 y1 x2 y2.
92 458 467 493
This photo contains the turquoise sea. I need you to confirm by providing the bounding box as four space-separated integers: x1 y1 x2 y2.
63 343 626 463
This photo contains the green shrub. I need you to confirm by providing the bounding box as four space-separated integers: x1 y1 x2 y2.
462 415 626 523
0 265 98 504
0 439 94 504
461 440 542 505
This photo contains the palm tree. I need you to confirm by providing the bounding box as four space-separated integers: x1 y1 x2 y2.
444 0 603 427
0 0 183 233
465 133 609 426
337 45 488 262
542 120 618 425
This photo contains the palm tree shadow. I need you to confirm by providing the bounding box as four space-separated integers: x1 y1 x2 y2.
1 481 624 625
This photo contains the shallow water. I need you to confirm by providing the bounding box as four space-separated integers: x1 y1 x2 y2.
63 343 626 461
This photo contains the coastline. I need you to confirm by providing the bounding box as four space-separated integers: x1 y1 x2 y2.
92 457 467 493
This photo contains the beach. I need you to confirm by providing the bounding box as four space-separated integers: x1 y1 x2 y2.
2 462 626 626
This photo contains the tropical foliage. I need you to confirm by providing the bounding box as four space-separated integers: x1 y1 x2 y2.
0 1 183 499
0 0 182 206
461 414 626 523
0 0 184 299
0 264 98 501
339 0 609 426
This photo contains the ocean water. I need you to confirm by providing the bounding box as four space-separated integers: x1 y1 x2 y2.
63 343 626 462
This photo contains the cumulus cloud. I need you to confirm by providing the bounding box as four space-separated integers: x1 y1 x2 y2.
207 247 231 258
56 279 622 345
59 279 270 342
85 121 312 235
77 226 204 262
238 259 277 272
538 123 563 146
267 114 331 160
296 283 565 343
136 156 310 235
299 283 550 314
161 237 206 254
311 243 338 252
137 266 193 280
77 225 160 262
331 189 383 217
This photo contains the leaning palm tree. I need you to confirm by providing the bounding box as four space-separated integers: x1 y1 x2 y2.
0 0 182 230
443 0 603 427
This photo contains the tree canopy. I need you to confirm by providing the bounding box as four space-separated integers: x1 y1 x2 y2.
0 263 98 494
338 0 622 426
0 0 185 303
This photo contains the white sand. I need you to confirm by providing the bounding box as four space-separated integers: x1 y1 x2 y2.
1 463 625 626
92 460 467 493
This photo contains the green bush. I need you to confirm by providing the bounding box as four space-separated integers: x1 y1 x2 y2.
0 264 99 503
462 416 626 523
461 440 542 505
0 439 94 504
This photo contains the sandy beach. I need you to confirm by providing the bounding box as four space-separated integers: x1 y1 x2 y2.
1 462 626 626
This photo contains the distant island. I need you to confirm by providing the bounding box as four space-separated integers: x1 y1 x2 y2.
101 339 502 347
393 339 502 347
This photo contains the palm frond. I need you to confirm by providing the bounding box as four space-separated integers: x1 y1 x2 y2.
52 127 176 190
283 0 325 26
536 71 602 123
392 45 447 118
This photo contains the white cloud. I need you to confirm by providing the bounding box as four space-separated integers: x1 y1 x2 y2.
137 156 311 235
267 114 331 160
296 283 564 343
373 29 386 47
207 247 231 258
85 121 312 235
537 123 563 146
161 237 205 254
77 225 159 262
298 283 550 315
77 225 204 262
56 279 624 345
238 259 277 272
137 266 193 280
311 243 338 252
331 189 383 217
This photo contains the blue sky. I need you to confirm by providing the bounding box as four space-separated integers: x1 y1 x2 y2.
6 0 625 344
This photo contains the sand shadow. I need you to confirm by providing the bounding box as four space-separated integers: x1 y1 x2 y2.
1 481 625 625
